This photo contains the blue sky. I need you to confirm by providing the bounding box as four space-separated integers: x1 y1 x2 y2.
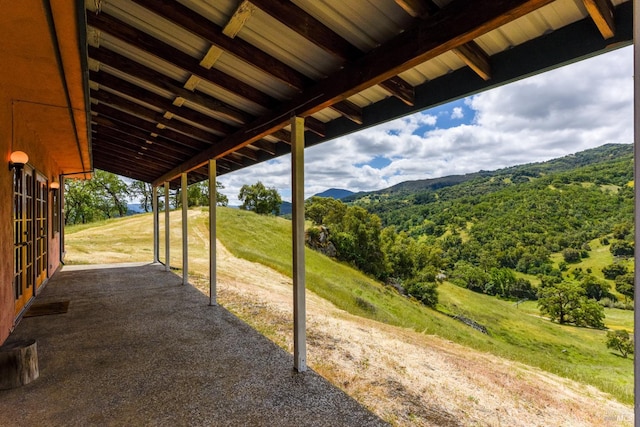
219 46 633 205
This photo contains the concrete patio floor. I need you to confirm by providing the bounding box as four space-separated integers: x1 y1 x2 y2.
0 263 387 426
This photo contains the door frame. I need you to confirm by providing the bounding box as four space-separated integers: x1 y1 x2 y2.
13 165 35 317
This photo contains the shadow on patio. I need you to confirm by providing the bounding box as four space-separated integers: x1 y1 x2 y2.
0 263 386 426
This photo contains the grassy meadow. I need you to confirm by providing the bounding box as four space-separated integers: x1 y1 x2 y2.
65 207 634 404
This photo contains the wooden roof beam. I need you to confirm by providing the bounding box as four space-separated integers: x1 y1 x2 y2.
93 103 213 149
93 137 178 168
330 100 363 125
92 146 170 173
582 0 615 39
378 77 415 106
223 0 256 38
87 12 274 108
248 0 360 60
393 0 434 18
130 0 311 91
452 41 491 81
399 0 492 81
89 71 237 136
248 0 415 109
89 46 250 125
235 146 259 161
90 89 221 142
92 90 279 158
248 139 277 155
153 0 554 187
92 118 201 156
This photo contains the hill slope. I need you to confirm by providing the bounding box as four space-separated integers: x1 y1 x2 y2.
65 209 634 425
342 144 634 299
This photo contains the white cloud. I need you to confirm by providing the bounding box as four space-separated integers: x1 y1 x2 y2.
219 46 633 205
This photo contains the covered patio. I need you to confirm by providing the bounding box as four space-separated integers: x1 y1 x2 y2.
0 262 385 426
0 0 637 424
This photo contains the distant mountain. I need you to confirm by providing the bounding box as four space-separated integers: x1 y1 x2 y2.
280 201 292 216
313 188 355 199
279 188 354 216
345 143 632 201
127 203 145 214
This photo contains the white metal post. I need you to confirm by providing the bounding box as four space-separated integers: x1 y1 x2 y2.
209 159 217 306
291 115 307 372
633 0 639 419
182 173 188 285
164 182 170 272
152 185 159 263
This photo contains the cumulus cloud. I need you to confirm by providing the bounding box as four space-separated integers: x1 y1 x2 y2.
451 107 464 120
219 46 633 205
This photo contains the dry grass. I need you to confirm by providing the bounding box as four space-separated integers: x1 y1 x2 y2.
190 245 633 427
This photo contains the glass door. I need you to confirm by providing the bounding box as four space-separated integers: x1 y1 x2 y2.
14 166 34 316
35 173 48 289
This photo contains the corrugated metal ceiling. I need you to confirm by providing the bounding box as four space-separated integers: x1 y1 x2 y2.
82 0 632 186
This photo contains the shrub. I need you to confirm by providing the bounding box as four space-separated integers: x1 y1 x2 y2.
404 271 439 308
562 248 581 263
605 330 634 358
602 263 628 280
610 240 634 257
615 273 634 301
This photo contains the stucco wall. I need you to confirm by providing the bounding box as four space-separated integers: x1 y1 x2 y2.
1 99 66 344
0 100 13 344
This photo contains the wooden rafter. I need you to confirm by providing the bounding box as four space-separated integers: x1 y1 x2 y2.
87 12 274 108
89 46 250 125
582 0 615 39
330 100 363 125
90 71 238 136
130 0 310 91
92 117 202 155
90 89 222 142
248 0 415 107
398 0 492 80
93 138 177 168
247 0 360 61
378 77 415 106
452 41 491 81
93 103 212 149
223 0 257 39
393 0 434 18
153 0 555 186
91 125 191 161
131 0 369 125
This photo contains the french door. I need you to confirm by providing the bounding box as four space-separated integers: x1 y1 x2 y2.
13 167 48 316
35 173 48 289
14 166 34 316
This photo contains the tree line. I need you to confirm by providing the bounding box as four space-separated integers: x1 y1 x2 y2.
64 170 229 225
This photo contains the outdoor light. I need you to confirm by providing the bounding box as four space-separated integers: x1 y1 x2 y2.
9 151 28 171
50 181 60 190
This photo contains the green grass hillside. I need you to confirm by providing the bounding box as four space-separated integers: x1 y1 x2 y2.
214 208 633 404
66 208 634 404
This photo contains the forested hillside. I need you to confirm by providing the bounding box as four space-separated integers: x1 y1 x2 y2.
353 144 633 272
307 144 634 315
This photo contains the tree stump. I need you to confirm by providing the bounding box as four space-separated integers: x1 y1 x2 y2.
0 339 39 389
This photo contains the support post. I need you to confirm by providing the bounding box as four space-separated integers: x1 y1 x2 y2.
633 0 639 420
181 173 188 285
152 185 159 263
209 159 217 306
291 115 307 372
164 182 170 272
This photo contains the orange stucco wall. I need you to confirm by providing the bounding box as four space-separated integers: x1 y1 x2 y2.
0 99 65 344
